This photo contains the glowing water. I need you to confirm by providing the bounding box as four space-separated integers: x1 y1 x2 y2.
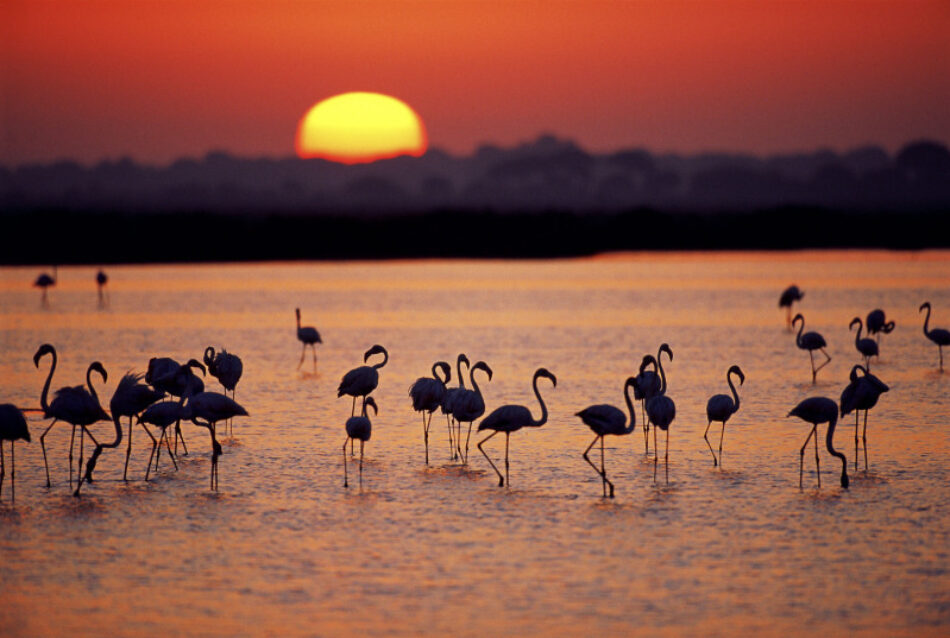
1 252 949 636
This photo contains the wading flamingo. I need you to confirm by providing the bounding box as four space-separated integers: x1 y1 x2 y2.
788 396 849 490
0 404 31 501
849 317 879 370
866 309 895 343
409 361 451 465
295 308 322 371
452 361 493 464
643 355 676 484
792 314 831 383
779 285 804 330
343 397 377 488
575 376 637 498
704 365 745 467
180 392 248 491
919 302 950 371
840 365 889 471
338 345 389 416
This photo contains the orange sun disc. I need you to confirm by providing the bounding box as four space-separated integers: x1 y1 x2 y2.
295 92 428 164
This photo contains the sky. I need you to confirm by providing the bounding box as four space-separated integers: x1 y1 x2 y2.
2 0 949 166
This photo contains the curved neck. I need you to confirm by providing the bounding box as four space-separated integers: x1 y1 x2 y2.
795 318 805 346
86 366 102 406
923 305 931 335
457 357 469 389
657 353 668 395
431 363 444 384
854 320 863 344
623 382 636 434
727 372 740 413
296 313 301 330
470 368 485 399
39 350 56 412
824 415 849 488
531 374 549 427
372 350 388 370
204 347 215 367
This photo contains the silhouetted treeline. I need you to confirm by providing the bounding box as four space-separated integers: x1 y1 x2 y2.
3 206 948 265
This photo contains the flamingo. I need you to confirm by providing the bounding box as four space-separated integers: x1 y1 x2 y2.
788 396 849 489
0 404 31 501
779 285 804 330
409 361 451 465
147 357 205 454
96 269 108 306
704 364 745 467
634 344 671 453
295 308 322 371
34 266 57 307
180 391 248 491
137 401 184 478
204 347 243 436
34 344 109 488
338 344 388 416
343 397 377 488
866 309 895 343
575 376 637 498
81 372 164 486
476 367 556 488
919 302 950 371
452 361 493 464
792 313 831 383
849 317 879 369
643 355 676 484
440 354 470 460
840 365 889 471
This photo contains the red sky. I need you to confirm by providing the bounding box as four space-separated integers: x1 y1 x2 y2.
2 0 948 165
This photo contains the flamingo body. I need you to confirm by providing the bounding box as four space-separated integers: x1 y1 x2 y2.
866 309 895 337
788 396 849 489
704 365 744 467
576 376 637 497
0 404 31 501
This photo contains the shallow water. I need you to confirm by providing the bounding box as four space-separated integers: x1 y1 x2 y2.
1 251 949 636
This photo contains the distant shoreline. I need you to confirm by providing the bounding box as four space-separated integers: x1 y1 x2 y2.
2 206 948 266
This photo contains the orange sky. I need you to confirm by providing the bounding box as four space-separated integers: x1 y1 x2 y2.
2 0 948 165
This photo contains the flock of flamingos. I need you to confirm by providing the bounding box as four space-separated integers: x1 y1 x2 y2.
1 274 949 502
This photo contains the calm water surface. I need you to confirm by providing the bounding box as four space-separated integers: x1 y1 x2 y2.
1 251 949 636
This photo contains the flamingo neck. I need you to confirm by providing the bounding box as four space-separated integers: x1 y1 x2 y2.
531 374 548 427
372 349 389 370
727 372 740 413
657 354 668 396
39 350 56 412
456 357 468 390
923 305 931 336
795 318 805 346
86 366 102 406
470 368 484 401
824 416 849 488
853 320 863 344
623 381 636 434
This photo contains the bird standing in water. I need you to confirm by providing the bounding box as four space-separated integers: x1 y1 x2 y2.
575 376 637 498
788 396 849 490
295 308 322 372
792 314 831 384
779 285 804 330
343 397 377 488
0 404 31 501
704 365 745 468
920 302 950 371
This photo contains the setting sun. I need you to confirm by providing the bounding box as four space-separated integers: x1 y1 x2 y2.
295 92 427 164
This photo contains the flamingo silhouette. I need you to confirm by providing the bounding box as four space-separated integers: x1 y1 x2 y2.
840 365 889 471
476 367 556 488
849 317 879 369
634 344 671 453
452 361 493 464
34 344 109 488
96 269 108 307
575 376 637 498
704 365 745 467
343 397 377 488
81 372 164 485
409 361 451 465
779 285 804 330
136 401 184 478
204 347 243 436
147 357 205 455
788 396 848 489
0 404 31 501
338 344 388 416
866 309 895 343
919 302 950 371
643 355 676 484
180 391 248 491
792 313 831 383
295 308 322 371
34 266 57 307
440 354 470 460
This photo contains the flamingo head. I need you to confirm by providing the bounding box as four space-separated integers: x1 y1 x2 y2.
295 307 301 320
363 396 378 416
33 343 55 367
659 343 673 361
363 344 388 363
639 355 657 375
472 361 493 381
435 361 452 383
186 359 206 376
920 301 931 313
88 361 108 384
728 365 745 385
535 367 557 388
203 346 216 367
792 313 805 326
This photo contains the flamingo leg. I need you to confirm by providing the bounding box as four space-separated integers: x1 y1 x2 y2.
422 411 430 466
718 422 726 467
351 396 356 417
703 420 718 467
641 402 649 455
142 424 158 481
0 441 5 499
456 419 463 462
311 344 317 373
359 440 364 487
653 422 659 483
9 441 13 501
174 418 188 457
504 432 511 488
445 414 455 459
665 428 670 484
69 423 77 487
862 410 869 471
477 430 503 487
343 437 350 488
582 435 606 497
808 350 816 384
77 427 84 488
815 348 832 377
601 436 614 498
940 345 944 372
154 429 164 473
297 344 306 370
800 425 816 489
39 419 59 488
854 411 860 471
814 426 821 488
125 416 134 481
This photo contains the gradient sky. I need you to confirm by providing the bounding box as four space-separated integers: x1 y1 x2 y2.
2 0 948 166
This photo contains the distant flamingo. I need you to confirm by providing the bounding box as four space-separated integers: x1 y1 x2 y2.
338 344 389 416
849 317 879 369
866 309 895 343
343 397 377 488
634 344 671 453
34 266 57 307
704 365 745 467
840 365 889 471
779 285 804 330
96 269 108 306
643 355 676 484
792 313 831 383
919 302 950 371
409 361 451 465
82 372 164 485
440 354 470 460
34 344 109 488
180 391 248 491
575 376 637 498
477 367 556 488
0 404 31 501
788 396 848 489
452 361 493 464
204 347 243 435
295 308 322 371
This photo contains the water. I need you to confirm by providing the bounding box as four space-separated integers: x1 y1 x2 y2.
1 251 949 636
